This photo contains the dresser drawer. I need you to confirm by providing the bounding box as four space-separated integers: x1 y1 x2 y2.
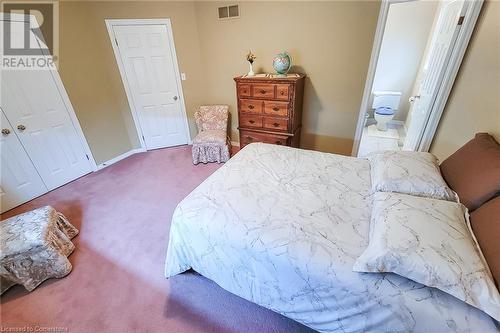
238 84 251 98
252 84 275 99
239 99 262 114
263 101 289 117
276 84 290 100
239 130 288 147
239 114 263 128
263 117 288 131
240 130 266 146
264 135 288 146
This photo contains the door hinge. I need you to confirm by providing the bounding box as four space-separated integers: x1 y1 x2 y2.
457 16 465 25
114 37 119 46
85 154 90 160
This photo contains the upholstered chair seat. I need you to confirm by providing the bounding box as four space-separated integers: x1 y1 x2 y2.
192 129 227 144
192 105 230 164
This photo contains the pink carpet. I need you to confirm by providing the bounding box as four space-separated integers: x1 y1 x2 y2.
1 145 314 333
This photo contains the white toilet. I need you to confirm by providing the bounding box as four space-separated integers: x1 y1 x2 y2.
372 91 402 131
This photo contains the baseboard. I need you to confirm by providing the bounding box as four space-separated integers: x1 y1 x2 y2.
97 148 146 170
389 120 408 134
98 142 238 170
366 118 405 126
389 120 405 126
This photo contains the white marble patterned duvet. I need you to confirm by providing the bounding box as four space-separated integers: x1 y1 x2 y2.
165 143 498 333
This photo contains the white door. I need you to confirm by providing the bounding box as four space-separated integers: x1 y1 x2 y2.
1 70 93 190
1 109 47 213
403 0 467 151
112 24 189 150
0 18 93 191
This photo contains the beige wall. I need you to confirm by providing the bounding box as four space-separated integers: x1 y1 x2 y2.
194 1 380 155
57 1 499 163
59 1 205 164
58 1 380 162
372 0 437 121
430 1 500 161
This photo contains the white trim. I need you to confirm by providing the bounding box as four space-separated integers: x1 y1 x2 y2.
351 0 484 156
96 148 146 170
105 18 191 151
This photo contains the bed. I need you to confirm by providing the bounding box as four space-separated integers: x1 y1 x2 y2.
165 142 499 332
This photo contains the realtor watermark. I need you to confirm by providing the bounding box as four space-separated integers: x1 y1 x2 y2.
0 326 68 332
1 1 59 70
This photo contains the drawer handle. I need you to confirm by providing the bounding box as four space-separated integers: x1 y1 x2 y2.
273 122 280 127
248 105 255 109
246 136 254 141
280 91 285 95
260 89 267 94
249 120 255 124
275 141 282 145
272 107 280 111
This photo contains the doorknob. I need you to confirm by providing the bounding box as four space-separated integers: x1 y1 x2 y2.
409 95 421 103
17 124 26 131
173 96 178 101
1 128 11 135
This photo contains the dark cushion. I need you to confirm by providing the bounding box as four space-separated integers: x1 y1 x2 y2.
440 133 500 211
470 196 500 289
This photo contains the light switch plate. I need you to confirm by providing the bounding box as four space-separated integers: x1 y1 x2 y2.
181 73 186 80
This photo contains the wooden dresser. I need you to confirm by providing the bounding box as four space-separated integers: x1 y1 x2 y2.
234 74 305 149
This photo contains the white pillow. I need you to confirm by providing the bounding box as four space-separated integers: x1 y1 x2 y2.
354 192 500 321
368 151 457 201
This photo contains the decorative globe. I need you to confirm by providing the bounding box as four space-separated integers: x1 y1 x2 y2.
272 52 291 75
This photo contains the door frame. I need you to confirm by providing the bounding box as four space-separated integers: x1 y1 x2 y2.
105 18 191 150
351 0 483 156
0 13 98 171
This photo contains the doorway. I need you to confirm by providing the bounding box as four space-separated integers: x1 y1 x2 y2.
106 19 190 151
352 0 483 157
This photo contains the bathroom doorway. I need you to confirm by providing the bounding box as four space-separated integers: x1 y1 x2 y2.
352 0 483 157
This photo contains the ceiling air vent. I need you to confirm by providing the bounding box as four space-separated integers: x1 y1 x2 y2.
218 4 240 20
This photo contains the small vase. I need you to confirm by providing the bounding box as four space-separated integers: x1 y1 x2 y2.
247 62 255 77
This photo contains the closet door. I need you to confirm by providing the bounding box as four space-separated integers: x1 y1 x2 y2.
1 109 47 213
1 70 93 190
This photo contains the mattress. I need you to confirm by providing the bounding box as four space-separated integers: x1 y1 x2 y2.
165 143 497 332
